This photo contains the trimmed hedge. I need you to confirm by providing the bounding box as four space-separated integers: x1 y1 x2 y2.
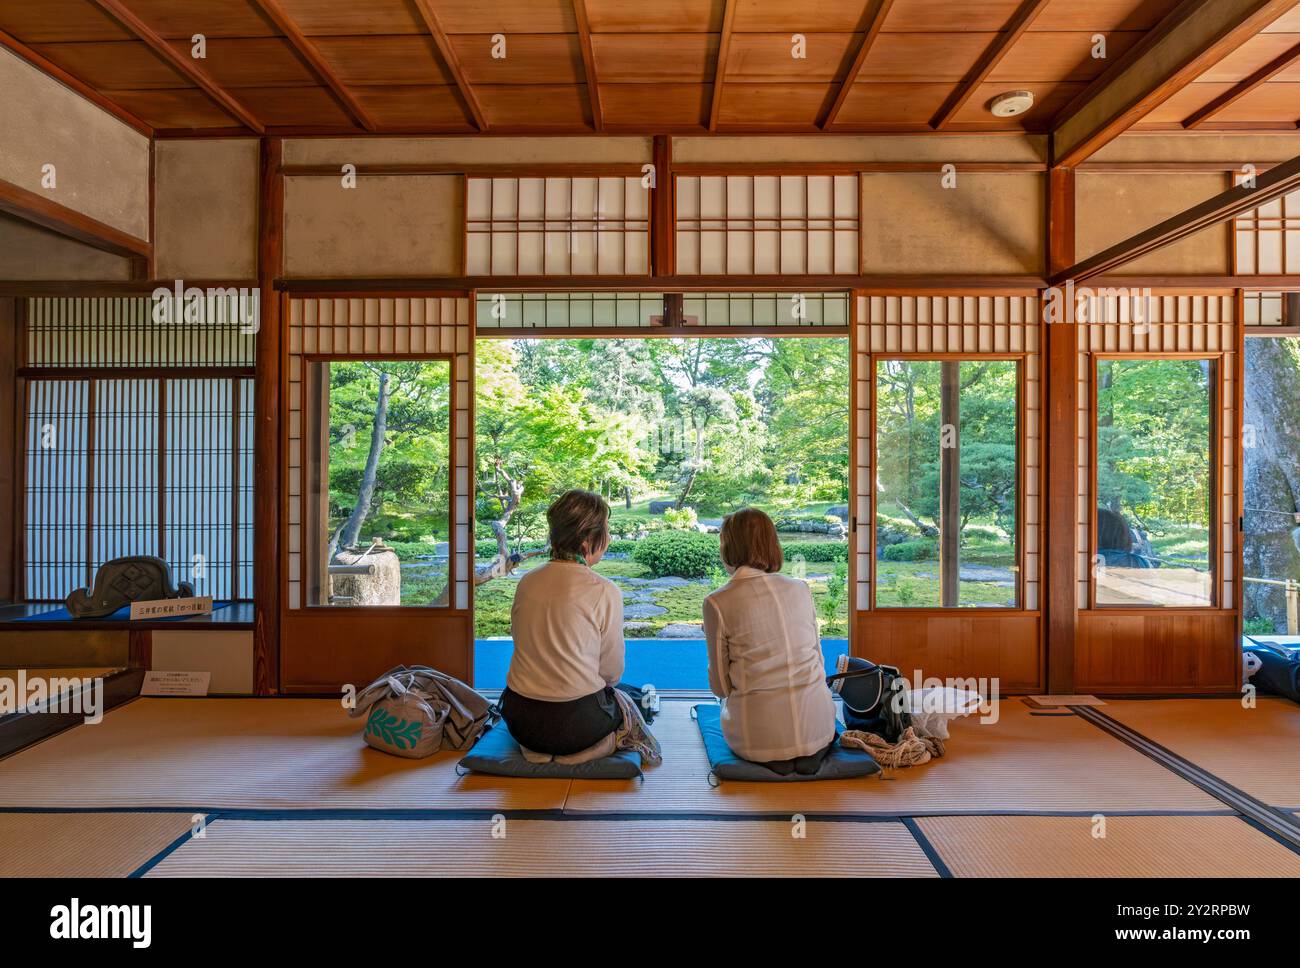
631 530 720 578
779 541 850 563
882 539 938 562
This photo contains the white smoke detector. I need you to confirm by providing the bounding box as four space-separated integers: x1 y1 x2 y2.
989 90 1034 117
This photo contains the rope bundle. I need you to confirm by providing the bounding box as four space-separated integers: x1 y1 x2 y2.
841 725 946 770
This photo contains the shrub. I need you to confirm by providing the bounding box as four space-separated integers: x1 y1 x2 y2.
882 539 939 562
779 541 849 563
663 506 699 531
631 530 719 578
1244 617 1276 635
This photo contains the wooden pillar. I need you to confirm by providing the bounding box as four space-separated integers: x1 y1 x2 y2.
1045 165 1077 692
253 136 283 695
0 297 16 603
651 135 673 277
939 360 960 607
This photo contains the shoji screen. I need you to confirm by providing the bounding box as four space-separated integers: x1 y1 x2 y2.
676 174 860 275
285 297 473 611
1074 294 1236 611
465 176 649 275
1235 185 1300 275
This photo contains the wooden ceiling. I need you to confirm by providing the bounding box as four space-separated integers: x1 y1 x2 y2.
0 0 1296 136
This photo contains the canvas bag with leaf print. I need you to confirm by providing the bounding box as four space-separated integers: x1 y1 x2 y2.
349 665 497 759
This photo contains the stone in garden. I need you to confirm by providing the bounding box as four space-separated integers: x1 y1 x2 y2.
827 505 849 521
647 576 692 588
658 623 705 638
623 602 668 619
648 500 675 514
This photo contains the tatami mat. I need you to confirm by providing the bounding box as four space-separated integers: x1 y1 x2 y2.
916 814 1300 878
142 817 938 877
0 812 196 878
0 699 569 811
1101 698 1300 809
564 701 1224 815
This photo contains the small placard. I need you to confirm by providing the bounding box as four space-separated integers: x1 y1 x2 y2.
129 596 213 620
141 671 211 697
1026 694 1106 708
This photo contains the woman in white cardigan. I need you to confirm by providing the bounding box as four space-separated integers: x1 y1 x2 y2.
703 508 837 775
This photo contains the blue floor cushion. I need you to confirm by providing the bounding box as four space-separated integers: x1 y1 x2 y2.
693 704 880 782
458 723 642 780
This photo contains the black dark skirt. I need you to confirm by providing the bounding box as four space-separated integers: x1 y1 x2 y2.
499 685 621 756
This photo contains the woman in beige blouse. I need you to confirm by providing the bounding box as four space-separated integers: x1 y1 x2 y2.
703 508 837 774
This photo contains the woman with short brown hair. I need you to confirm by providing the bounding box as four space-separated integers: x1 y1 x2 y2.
704 508 837 774
500 490 626 761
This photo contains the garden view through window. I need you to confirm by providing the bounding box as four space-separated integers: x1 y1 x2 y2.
1094 357 1215 608
874 359 1020 608
472 336 850 678
309 359 452 608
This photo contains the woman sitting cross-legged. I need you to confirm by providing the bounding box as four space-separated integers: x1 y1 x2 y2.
703 508 837 775
499 489 631 764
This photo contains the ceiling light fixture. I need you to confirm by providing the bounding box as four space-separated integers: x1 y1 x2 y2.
989 90 1034 117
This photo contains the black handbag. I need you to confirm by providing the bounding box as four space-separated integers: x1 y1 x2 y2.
826 655 912 741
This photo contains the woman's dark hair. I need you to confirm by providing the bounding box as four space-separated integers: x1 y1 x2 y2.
719 508 784 574
1097 507 1133 552
547 490 611 562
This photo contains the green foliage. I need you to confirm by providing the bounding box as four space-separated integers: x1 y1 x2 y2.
1243 617 1276 635
883 539 940 562
780 541 849 563
818 561 849 627
631 530 720 578
663 506 699 530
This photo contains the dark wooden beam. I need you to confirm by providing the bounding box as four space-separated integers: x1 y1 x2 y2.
707 0 738 131
1044 165 1077 693
246 0 379 132
254 136 282 696
412 0 488 132
651 135 673 275
1185 38 1300 128
573 0 603 131
0 298 16 604
1051 0 1297 167
931 0 1050 129
1051 152 1300 284
820 0 897 130
0 28 152 136
275 274 1050 294
0 177 151 259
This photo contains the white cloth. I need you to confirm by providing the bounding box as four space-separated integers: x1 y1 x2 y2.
703 566 836 762
904 686 983 740
506 560 625 702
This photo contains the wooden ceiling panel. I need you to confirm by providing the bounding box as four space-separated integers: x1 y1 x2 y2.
476 84 592 128
351 85 475 130
731 0 876 32
584 0 722 33
857 31 992 81
601 82 710 127
30 40 190 89
1201 32 1300 82
101 87 237 128
231 84 357 126
717 81 834 127
1136 81 1236 124
992 30 1144 82
833 80 951 124
882 0 1026 32
1029 0 1182 32
450 33 584 85
165 37 319 88
1209 81 1300 122
724 32 858 82
0 0 135 42
592 33 716 82
272 0 424 35
1263 7 1300 31
312 35 456 86
433 0 577 34
949 79 1086 126
115 0 277 38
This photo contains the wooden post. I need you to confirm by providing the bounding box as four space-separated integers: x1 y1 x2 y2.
1045 165 1077 692
1288 580 1298 636
254 137 283 695
0 297 15 603
651 135 673 277
940 361 961 607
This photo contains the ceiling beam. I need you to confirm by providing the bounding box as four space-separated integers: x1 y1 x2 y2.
931 0 1050 129
0 176 151 260
412 0 488 132
1185 38 1300 127
821 0 897 129
1049 152 1300 284
247 0 378 132
88 0 265 133
0 28 153 136
707 0 738 131
573 1 603 131
1050 0 1299 167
